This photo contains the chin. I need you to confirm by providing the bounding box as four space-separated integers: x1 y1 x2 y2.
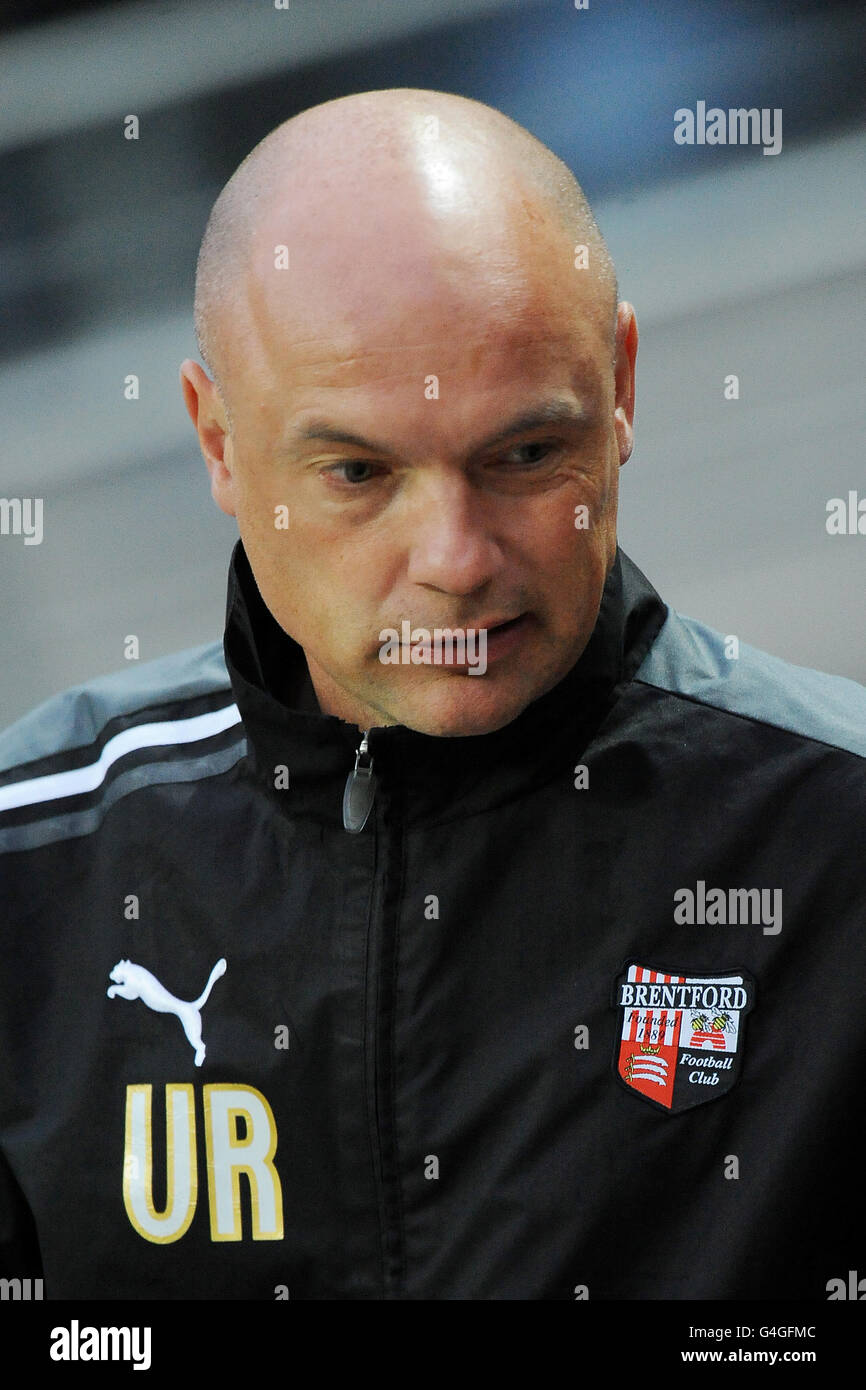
395 680 540 739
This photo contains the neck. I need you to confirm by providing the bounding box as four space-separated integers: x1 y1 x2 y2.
303 651 398 731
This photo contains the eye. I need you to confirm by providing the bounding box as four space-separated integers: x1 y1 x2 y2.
498 441 559 467
325 460 381 485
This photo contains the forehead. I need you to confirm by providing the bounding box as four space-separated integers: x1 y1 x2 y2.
238 261 608 432
225 162 612 434
245 321 607 468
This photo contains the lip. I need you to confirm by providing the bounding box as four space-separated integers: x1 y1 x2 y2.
380 613 534 669
418 612 532 666
482 612 532 660
475 614 524 631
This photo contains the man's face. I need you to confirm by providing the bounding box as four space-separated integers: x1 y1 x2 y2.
186 186 636 737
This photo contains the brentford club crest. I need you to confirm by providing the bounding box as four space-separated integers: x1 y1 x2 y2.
613 962 756 1114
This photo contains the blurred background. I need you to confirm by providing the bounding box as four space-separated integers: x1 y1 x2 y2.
1 0 864 726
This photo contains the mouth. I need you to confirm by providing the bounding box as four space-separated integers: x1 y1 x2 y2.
487 614 525 636
482 612 533 659
375 612 534 669
429 612 534 666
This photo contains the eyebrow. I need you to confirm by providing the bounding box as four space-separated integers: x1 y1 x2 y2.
289 398 591 458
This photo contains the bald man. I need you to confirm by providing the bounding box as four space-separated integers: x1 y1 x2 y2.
1 90 865 1304
181 87 631 746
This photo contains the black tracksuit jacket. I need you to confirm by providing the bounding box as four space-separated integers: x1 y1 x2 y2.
1 541 864 1300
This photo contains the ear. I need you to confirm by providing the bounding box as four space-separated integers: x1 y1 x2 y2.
180 359 238 518
612 302 638 468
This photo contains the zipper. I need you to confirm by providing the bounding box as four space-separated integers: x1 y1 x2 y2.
350 728 406 1296
342 729 376 833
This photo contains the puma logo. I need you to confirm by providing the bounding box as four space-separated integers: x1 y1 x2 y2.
107 958 227 1066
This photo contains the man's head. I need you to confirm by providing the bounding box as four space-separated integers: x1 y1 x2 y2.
181 88 637 737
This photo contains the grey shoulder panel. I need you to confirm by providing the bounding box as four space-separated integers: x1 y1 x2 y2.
0 641 232 777
635 608 866 759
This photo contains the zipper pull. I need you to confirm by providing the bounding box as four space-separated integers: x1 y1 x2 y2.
342 730 376 833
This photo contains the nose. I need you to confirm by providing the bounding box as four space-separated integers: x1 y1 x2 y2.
405 468 505 596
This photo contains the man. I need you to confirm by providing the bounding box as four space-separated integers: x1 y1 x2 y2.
1 89 864 1301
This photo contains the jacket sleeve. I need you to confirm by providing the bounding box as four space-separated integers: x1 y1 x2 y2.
0 1145 42 1280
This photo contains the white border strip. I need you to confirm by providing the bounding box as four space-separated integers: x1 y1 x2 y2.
0 703 242 814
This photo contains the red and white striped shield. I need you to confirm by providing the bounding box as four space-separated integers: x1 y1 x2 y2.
614 962 755 1114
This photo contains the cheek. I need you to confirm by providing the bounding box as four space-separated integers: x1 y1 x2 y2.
258 530 382 653
528 494 613 613
565 456 619 552
520 489 598 564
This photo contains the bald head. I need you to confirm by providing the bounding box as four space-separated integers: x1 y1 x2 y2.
182 87 638 739
193 89 618 415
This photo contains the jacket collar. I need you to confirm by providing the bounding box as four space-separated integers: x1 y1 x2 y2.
223 539 667 828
